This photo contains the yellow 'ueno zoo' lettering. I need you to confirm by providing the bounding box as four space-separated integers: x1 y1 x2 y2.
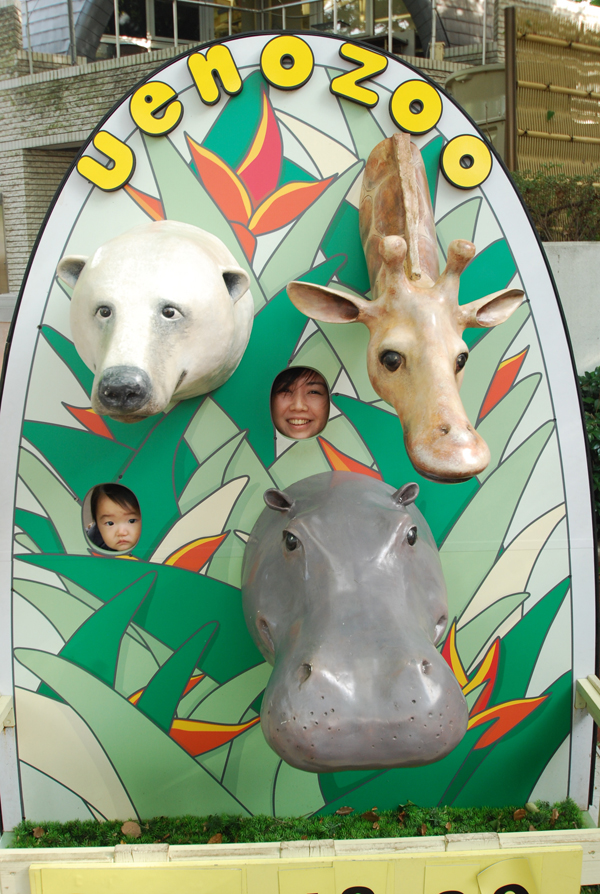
260 35 314 90
129 81 183 136
330 43 388 107
440 134 493 189
389 79 442 135
76 131 135 191
77 39 498 194
188 44 243 105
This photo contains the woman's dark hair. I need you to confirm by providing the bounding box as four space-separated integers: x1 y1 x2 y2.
91 483 140 522
271 366 328 398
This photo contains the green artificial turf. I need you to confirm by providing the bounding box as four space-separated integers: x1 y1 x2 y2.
11 799 583 848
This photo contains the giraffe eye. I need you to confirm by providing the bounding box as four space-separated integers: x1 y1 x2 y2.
380 351 403 372
456 352 468 372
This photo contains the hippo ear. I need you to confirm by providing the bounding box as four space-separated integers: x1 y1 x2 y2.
56 255 88 289
392 483 419 506
264 489 295 512
223 268 250 304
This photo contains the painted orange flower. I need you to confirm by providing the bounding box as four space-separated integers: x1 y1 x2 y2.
442 620 547 750
186 90 334 262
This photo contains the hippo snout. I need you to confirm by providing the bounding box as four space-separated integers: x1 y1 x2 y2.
260 652 469 773
97 366 152 413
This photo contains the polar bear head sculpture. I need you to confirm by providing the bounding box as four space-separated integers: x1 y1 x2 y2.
57 220 253 422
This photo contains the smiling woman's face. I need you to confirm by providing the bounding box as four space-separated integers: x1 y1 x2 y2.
271 370 329 440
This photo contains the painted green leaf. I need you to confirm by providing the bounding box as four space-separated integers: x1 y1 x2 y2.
214 256 346 467
461 302 530 424
15 648 249 817
143 133 265 308
441 421 555 623
493 577 570 704
114 634 160 699
259 161 364 299
179 432 246 514
269 438 331 490
174 439 200 500
41 326 93 396
18 447 89 554
49 573 156 691
274 760 326 816
456 591 529 670
333 82 386 161
203 71 267 173
476 374 541 482
22 423 132 503
222 722 281 815
14 509 64 554
421 134 444 208
189 662 271 722
459 240 518 349
319 321 376 403
117 398 202 554
292 330 342 388
19 555 262 684
137 622 217 731
13 578 92 640
331 395 478 545
436 198 482 259
322 202 370 295
183 398 240 466
451 672 572 806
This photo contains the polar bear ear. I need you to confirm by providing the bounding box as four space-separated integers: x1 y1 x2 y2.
56 256 88 289
223 267 250 304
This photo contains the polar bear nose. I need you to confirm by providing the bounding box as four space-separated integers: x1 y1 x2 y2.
97 366 152 412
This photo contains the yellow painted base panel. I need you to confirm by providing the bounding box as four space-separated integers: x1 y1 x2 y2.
28 848 582 894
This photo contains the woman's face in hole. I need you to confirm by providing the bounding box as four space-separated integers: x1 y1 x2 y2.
95 494 141 551
271 371 329 440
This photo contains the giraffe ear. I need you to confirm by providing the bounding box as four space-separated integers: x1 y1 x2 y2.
287 282 373 324
458 289 524 329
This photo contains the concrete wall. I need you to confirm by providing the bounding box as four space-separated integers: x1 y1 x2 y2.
543 242 600 376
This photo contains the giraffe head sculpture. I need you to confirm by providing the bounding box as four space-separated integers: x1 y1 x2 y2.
287 133 524 483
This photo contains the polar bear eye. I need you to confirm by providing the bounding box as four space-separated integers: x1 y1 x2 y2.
96 306 111 319
161 306 181 320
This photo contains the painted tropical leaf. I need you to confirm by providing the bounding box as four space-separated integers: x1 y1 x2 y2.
236 89 283 204
136 622 217 731
458 240 518 349
15 649 250 817
170 716 259 757
258 160 364 298
441 421 555 624
187 138 252 224
476 374 541 482
124 184 165 222
479 348 529 422
249 178 335 236
142 132 265 308
18 554 262 684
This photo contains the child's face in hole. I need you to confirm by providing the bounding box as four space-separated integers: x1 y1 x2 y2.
95 494 141 551
271 371 329 440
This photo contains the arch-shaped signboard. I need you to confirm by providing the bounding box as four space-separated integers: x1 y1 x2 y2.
0 32 594 826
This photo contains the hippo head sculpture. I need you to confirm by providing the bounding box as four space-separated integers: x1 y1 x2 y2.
56 220 253 422
242 471 468 773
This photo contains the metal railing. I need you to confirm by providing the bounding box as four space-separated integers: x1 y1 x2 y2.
109 0 403 58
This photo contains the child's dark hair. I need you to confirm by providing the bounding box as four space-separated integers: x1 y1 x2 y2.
91 483 140 522
271 367 328 398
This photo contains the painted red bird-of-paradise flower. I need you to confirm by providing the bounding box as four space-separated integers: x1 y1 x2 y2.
186 91 334 262
442 620 547 750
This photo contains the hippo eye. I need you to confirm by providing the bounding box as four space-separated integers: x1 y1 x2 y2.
96 306 111 319
161 306 181 320
455 352 468 372
284 531 299 551
380 350 403 372
406 526 417 546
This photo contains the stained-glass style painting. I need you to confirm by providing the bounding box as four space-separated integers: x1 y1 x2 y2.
0 33 594 827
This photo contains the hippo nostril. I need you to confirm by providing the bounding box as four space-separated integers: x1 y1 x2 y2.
439 424 450 435
421 660 432 675
97 366 152 411
298 663 312 685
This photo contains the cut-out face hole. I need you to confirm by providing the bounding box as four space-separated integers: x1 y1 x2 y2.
84 482 141 553
271 366 330 441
